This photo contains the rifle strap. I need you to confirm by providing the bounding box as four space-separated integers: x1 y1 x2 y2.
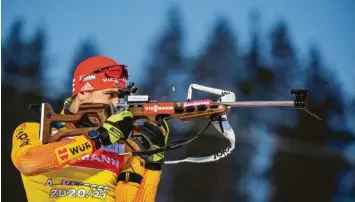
129 121 213 164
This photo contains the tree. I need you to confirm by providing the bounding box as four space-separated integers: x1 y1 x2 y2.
139 5 185 102
233 10 279 202
26 27 47 97
350 97 355 132
191 16 239 92
238 10 275 126
25 27 46 78
169 17 247 202
270 46 353 202
2 18 26 75
168 130 245 202
253 20 301 130
1 19 48 202
2 20 47 99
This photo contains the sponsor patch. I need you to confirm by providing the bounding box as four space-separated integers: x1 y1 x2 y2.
55 142 92 164
70 149 124 174
82 74 96 81
16 131 30 147
183 99 212 107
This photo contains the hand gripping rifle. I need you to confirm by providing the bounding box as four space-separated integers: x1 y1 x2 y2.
29 83 321 164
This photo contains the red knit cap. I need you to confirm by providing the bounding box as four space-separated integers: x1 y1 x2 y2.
72 56 128 97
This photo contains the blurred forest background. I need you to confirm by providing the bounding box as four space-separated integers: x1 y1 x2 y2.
2 4 355 202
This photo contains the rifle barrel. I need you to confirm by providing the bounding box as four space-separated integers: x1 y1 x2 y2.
117 101 295 108
217 101 294 107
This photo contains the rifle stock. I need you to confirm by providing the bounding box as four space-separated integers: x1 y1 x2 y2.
38 87 316 144
39 100 228 144
40 103 109 144
28 81 318 165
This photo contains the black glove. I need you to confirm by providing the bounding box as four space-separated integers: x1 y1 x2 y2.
88 110 133 149
129 117 169 170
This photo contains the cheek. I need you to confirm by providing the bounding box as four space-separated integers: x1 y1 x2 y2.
99 96 113 104
110 97 119 105
87 94 111 104
96 95 118 105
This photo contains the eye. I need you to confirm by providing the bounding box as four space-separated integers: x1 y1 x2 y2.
106 92 118 98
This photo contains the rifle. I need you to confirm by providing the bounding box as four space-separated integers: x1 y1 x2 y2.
29 83 321 164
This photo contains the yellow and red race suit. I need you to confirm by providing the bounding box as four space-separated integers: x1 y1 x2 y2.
11 120 162 202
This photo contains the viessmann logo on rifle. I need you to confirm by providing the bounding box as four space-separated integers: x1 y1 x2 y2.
143 103 175 114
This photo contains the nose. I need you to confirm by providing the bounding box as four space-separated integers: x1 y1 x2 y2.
111 97 119 105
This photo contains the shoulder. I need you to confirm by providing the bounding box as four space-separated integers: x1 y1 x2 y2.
12 122 41 148
13 122 40 134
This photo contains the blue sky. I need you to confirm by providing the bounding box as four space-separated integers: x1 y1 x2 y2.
2 0 355 98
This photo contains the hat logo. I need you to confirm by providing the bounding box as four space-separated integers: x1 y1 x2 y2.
83 74 96 81
80 82 94 91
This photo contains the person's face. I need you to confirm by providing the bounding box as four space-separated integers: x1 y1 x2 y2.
78 88 120 105
76 88 120 125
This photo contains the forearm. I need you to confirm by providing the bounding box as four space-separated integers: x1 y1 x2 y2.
115 154 162 202
132 169 161 202
11 123 96 176
115 169 162 202
16 136 95 176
